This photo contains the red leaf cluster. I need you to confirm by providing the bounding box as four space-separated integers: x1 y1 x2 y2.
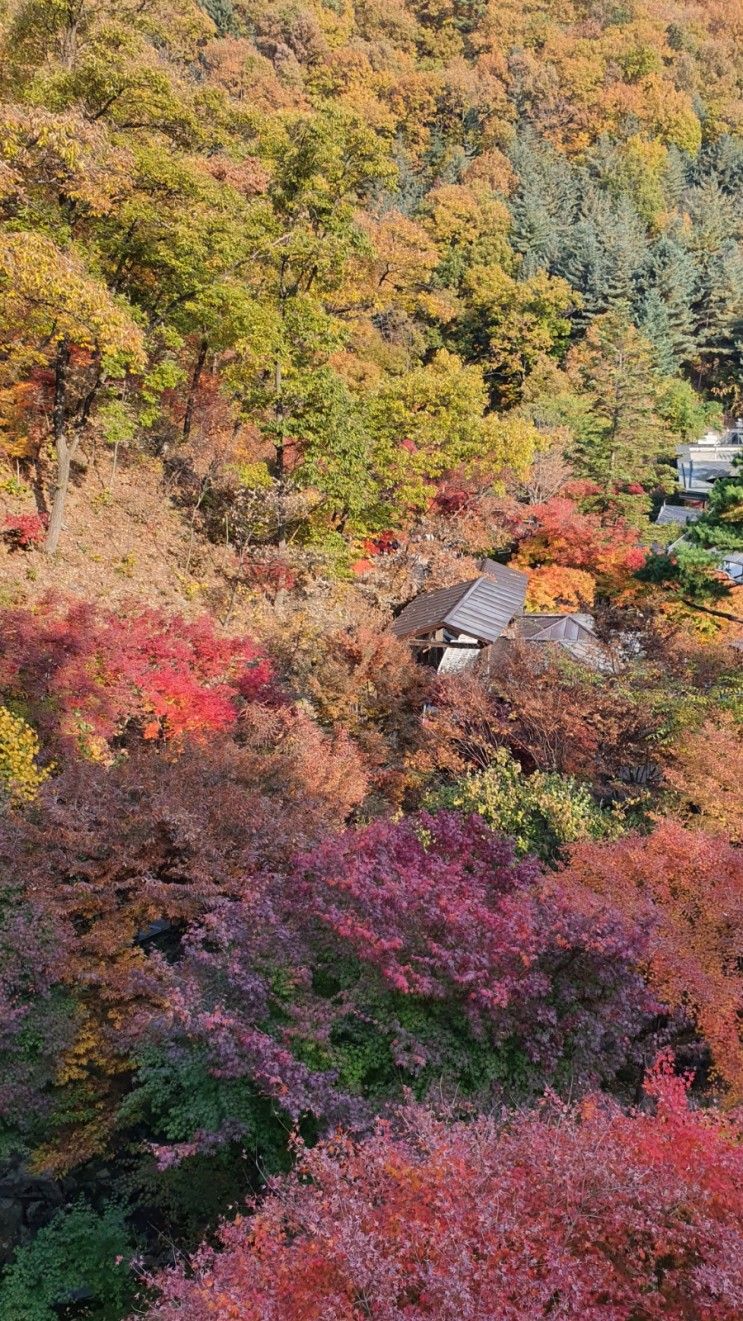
0 596 275 750
513 497 646 587
146 1057 743 1320
297 811 658 1081
2 510 47 549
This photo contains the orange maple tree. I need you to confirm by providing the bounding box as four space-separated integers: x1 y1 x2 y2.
525 564 596 611
559 822 743 1102
664 716 743 844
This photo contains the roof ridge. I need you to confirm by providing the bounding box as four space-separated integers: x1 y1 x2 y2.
443 575 485 622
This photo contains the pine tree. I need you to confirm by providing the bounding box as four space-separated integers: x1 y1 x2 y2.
695 135 743 197
556 216 611 329
689 453 743 554
566 310 667 488
639 235 698 372
555 189 647 331
686 181 743 397
509 132 578 278
640 289 677 375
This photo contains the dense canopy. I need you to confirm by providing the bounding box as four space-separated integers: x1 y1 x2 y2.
0 0 741 1317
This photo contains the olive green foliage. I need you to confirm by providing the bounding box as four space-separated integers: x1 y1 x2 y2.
426 748 624 861
302 954 539 1102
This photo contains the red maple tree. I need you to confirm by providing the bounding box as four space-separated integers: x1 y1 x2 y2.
145 1055 743 1320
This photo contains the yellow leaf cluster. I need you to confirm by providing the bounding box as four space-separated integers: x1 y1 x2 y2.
525 566 597 612
0 704 50 803
0 231 146 378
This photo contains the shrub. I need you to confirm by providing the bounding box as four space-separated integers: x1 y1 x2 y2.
561 822 743 1101
0 706 50 803
426 747 623 861
0 598 275 756
2 512 47 550
144 1057 743 1320
0 1201 136 1320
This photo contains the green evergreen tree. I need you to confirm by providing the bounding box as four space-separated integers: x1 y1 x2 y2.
695 135 743 197
639 235 698 372
555 190 647 330
199 0 237 35
509 133 578 278
689 453 743 554
557 216 612 329
567 310 667 488
686 182 743 398
640 289 678 375
601 195 648 310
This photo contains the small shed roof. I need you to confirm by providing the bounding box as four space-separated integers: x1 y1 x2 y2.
503 612 609 670
391 563 528 645
656 503 701 527
512 613 596 643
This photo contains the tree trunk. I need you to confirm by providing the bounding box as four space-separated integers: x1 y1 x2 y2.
680 597 743 623
182 336 208 441
273 355 288 546
44 341 72 556
45 441 71 556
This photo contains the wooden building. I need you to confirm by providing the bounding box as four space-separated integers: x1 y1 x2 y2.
391 562 529 672
392 565 610 674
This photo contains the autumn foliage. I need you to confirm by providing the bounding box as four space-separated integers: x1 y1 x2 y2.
296 811 658 1091
415 654 659 784
514 497 647 590
561 823 743 1102
664 716 743 843
146 1057 743 1320
0 597 274 754
525 563 596 611
0 0 741 1310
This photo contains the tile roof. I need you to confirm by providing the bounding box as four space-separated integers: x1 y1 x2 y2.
656 503 701 527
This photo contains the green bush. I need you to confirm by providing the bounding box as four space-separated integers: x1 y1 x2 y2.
0 1202 136 1321
426 748 624 861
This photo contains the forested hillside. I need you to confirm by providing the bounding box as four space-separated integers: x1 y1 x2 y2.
0 1 742 1317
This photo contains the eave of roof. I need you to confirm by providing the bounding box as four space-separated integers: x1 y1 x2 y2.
390 578 478 639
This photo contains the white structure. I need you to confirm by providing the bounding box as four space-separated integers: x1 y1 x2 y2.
721 552 743 584
676 420 743 497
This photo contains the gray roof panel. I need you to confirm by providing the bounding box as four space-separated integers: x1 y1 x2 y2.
392 565 528 643
511 613 596 642
447 573 528 643
391 579 477 638
656 504 701 526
